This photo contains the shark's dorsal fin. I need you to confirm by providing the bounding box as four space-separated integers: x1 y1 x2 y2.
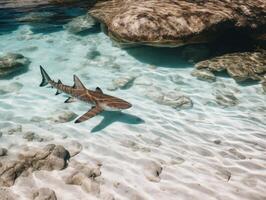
75 106 103 123
95 87 103 94
55 80 62 95
64 97 76 103
73 75 86 90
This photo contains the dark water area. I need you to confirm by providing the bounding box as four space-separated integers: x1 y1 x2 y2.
0 1 92 34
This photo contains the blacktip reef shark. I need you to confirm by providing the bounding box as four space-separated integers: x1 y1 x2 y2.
39 66 132 123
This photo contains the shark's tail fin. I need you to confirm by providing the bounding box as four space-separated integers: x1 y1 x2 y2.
40 65 52 87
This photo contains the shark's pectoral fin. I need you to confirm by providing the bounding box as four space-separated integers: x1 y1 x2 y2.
64 97 76 103
75 106 103 123
55 90 61 95
95 87 103 94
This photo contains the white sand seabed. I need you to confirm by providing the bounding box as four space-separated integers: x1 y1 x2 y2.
0 25 266 200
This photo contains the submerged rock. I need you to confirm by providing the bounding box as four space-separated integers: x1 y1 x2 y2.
64 160 101 194
0 188 19 200
191 69 216 82
17 12 55 23
196 51 266 82
108 75 136 91
146 87 193 110
143 161 162 182
48 111 78 123
0 53 30 78
0 144 70 187
90 0 266 47
64 14 97 34
0 82 23 95
32 188 57 200
0 148 8 157
214 90 239 107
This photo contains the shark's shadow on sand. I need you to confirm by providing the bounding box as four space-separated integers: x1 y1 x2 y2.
91 111 145 133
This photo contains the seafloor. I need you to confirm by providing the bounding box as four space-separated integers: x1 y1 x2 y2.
0 5 265 200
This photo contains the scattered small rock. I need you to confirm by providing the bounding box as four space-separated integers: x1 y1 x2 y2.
145 86 194 110
228 148 246 160
0 82 23 95
64 160 101 194
143 161 162 182
108 75 136 91
23 132 35 141
0 148 7 157
216 168 231 182
191 69 216 82
49 111 78 123
65 141 83 157
214 140 222 145
215 90 239 107
17 12 55 23
32 188 57 200
86 50 101 60
7 125 22 135
64 14 97 34
0 53 30 78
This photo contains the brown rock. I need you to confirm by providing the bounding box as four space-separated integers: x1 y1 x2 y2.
90 0 266 47
0 144 70 187
196 51 266 82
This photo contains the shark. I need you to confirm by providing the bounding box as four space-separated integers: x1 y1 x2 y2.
39 66 132 123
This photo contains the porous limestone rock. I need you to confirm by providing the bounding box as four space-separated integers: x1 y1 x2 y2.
214 90 239 107
0 82 23 95
32 188 57 200
196 51 266 82
90 0 266 47
0 188 19 200
108 75 136 91
0 148 8 157
191 69 216 82
64 14 97 34
48 110 78 123
64 160 101 194
0 144 70 187
143 160 162 182
145 87 193 110
0 53 30 77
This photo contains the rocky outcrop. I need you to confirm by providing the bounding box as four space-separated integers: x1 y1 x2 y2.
0 144 70 187
195 51 266 82
90 0 266 47
0 53 30 78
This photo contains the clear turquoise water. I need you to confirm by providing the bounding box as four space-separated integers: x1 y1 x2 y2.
0 8 266 200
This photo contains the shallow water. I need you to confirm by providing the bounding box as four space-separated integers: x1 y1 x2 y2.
0 7 266 200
